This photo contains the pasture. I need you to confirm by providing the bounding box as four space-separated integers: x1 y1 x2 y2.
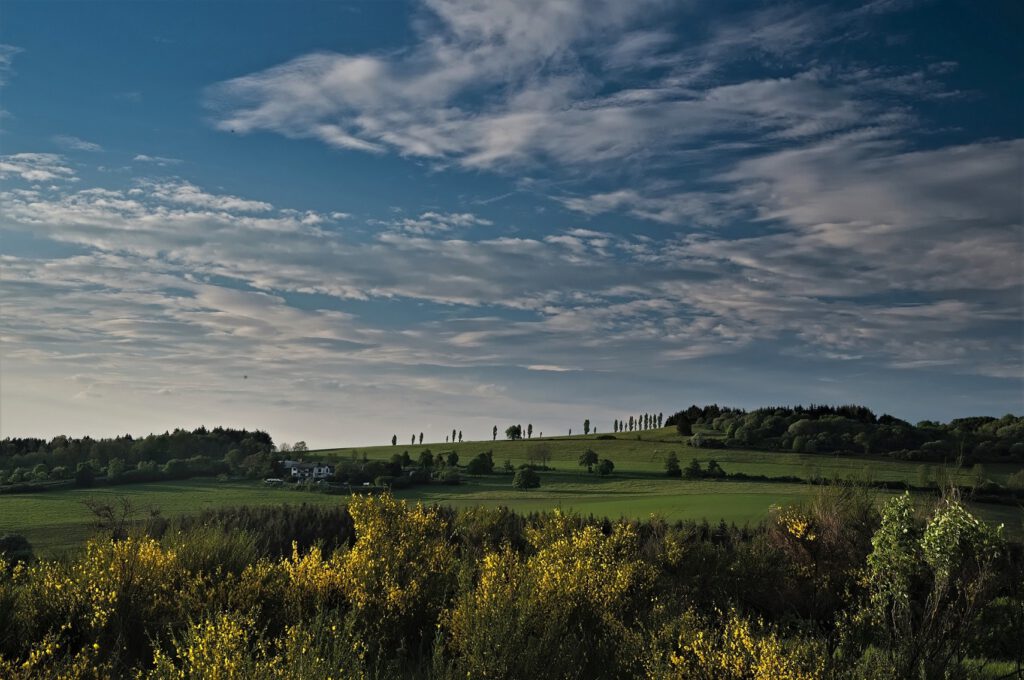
2 427 1021 556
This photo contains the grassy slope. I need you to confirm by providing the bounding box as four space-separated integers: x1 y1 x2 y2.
317 426 1020 484
2 427 1021 557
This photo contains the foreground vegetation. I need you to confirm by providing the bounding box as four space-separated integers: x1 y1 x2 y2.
0 489 1020 679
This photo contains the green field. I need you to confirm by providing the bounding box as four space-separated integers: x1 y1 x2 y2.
2 427 1021 556
317 426 1020 485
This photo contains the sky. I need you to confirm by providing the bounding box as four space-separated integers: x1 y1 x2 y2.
0 0 1021 448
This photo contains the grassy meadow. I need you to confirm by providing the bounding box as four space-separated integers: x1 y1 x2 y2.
3 427 1021 556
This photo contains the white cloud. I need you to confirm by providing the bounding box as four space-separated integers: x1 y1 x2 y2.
143 180 273 213
388 210 493 234
134 154 183 166
205 0 933 177
53 135 103 152
558 188 735 226
0 153 77 181
0 44 21 87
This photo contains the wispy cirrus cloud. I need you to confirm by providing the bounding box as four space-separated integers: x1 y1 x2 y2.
53 135 103 152
0 44 22 87
133 154 182 166
204 0 931 177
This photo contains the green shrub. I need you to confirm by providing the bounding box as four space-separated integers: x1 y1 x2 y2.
512 468 540 489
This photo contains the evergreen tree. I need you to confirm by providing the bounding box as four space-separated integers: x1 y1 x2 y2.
584 419 591 436
664 452 681 477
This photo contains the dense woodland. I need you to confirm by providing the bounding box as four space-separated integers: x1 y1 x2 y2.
0 489 1021 678
668 405 1024 463
0 427 277 490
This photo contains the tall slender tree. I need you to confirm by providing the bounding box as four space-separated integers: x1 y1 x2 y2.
492 425 497 441
527 423 533 438
583 419 591 436
391 434 397 446
458 430 463 443
419 432 424 445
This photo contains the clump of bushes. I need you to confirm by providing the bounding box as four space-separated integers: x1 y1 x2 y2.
512 468 541 489
466 451 495 475
0 492 1019 679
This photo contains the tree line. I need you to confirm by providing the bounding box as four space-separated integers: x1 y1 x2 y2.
1 427 277 488
668 404 1023 463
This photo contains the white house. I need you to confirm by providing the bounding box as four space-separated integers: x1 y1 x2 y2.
279 460 334 480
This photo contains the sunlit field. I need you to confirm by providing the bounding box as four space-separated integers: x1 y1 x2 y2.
4 427 1020 557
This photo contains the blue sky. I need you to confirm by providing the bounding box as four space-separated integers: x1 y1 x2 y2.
1 0 1021 447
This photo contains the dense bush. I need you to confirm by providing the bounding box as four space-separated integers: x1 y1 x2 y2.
512 467 541 489
0 492 1019 679
465 451 495 475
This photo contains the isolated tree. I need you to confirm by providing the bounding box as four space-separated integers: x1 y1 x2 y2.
578 448 598 473
569 428 572 436
292 441 308 452
505 425 522 440
419 432 424 445
675 417 693 436
527 423 533 439
411 435 416 446
584 419 591 436
458 430 463 443
493 425 498 441
512 467 540 489
392 435 398 446
597 458 615 476
529 444 552 468
613 419 619 433
664 452 681 478
452 429 457 444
